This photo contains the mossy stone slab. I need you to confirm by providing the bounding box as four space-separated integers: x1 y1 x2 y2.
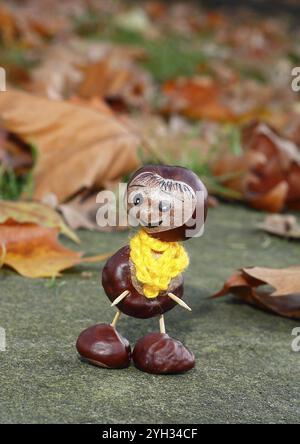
0 204 299 423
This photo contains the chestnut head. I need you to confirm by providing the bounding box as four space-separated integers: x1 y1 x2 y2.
126 165 208 242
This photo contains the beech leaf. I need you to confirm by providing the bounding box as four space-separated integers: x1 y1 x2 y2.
243 266 300 297
212 266 300 319
0 221 110 278
0 200 79 243
0 89 140 203
256 214 300 239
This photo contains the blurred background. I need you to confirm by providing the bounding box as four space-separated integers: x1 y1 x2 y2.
1 0 300 232
1 1 300 425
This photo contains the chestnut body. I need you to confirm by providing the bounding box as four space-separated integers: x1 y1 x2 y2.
102 246 184 319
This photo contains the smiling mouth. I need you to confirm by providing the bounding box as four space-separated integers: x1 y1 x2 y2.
140 219 163 228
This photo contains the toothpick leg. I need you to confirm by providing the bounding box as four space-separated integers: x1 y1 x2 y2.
159 314 166 334
111 290 130 307
111 310 121 328
168 293 192 311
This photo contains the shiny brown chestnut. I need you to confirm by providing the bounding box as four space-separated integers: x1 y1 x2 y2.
102 246 184 319
127 165 208 242
132 332 195 374
76 324 131 369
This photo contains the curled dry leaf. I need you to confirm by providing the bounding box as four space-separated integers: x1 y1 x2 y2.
212 266 300 319
257 214 300 239
0 200 79 244
0 89 140 203
0 220 110 278
211 122 300 212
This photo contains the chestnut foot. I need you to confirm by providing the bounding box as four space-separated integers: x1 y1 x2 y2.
132 332 195 374
76 323 131 369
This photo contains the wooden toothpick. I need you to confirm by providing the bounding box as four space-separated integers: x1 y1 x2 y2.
111 290 130 307
168 293 192 311
111 310 121 328
159 314 166 334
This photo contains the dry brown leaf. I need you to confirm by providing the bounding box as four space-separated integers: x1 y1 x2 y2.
0 89 140 203
78 56 153 109
163 77 270 123
0 128 33 174
27 44 85 100
0 200 79 243
59 191 127 232
68 96 114 116
0 221 110 278
256 214 300 239
211 122 300 212
244 266 300 297
0 3 68 47
0 5 18 46
212 266 300 319
27 41 148 101
246 181 289 213
163 77 234 121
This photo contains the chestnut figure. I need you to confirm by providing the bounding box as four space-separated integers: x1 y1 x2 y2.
76 165 208 374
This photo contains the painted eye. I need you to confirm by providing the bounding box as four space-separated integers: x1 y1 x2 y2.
133 193 143 206
159 200 171 212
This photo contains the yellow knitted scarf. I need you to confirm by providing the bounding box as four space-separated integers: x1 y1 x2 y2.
130 229 189 299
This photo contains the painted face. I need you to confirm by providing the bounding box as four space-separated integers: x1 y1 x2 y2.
126 172 196 234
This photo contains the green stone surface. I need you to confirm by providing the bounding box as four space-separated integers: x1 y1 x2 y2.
0 204 299 424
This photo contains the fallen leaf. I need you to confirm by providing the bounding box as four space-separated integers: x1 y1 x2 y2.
0 200 79 243
0 220 110 278
163 77 234 121
59 193 97 231
211 122 300 212
27 43 85 100
163 77 270 122
256 214 300 239
68 96 114 116
0 3 68 47
0 5 18 46
244 266 300 297
0 129 33 174
27 41 148 101
212 266 300 319
78 56 153 109
0 89 140 203
246 181 289 213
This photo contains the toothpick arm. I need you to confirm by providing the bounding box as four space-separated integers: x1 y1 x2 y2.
111 290 130 307
168 293 192 311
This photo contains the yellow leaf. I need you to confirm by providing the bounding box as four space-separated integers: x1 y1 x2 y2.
0 200 79 244
0 221 110 278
